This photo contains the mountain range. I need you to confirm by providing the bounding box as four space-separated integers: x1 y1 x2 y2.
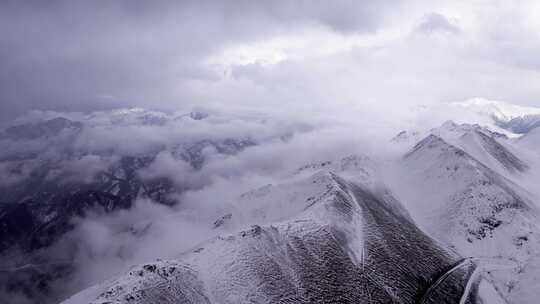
2 104 540 304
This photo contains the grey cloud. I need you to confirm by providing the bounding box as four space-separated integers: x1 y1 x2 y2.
0 0 398 122
0 108 320 187
480 17 540 72
3 0 540 123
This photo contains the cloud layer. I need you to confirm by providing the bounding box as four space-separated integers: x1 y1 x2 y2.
2 1 539 123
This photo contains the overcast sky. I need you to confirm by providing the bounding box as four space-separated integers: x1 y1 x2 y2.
1 0 540 122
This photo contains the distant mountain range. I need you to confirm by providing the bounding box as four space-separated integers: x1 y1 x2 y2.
454 98 540 134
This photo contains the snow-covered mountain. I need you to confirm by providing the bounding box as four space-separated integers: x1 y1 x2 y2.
392 120 528 176
2 108 540 304
453 98 540 134
399 133 540 301
430 121 527 174
63 157 491 304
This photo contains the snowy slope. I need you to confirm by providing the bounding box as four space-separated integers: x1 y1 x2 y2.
430 121 528 174
400 134 540 299
62 156 483 304
392 121 528 175
509 256 540 304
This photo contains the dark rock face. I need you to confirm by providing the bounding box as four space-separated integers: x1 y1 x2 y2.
0 155 154 253
0 192 132 253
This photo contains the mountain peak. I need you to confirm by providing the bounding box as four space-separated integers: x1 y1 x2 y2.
432 120 504 139
405 134 460 158
427 121 527 173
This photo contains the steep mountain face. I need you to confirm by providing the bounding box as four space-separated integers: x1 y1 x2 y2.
393 121 528 175
430 121 527 174
62 163 484 304
400 134 540 299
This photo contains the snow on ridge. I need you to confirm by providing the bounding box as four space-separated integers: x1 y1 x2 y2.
400 131 540 300
399 120 528 175
211 154 382 232
453 98 540 122
431 120 508 140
